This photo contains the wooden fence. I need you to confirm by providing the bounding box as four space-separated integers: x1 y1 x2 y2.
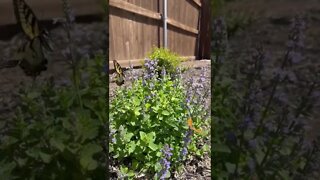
109 0 210 69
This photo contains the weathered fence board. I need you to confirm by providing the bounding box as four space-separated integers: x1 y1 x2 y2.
109 0 209 69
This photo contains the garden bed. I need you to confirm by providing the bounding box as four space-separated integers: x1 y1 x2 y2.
109 60 211 179
109 60 211 99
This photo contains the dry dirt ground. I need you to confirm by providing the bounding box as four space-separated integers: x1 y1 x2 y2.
224 0 320 141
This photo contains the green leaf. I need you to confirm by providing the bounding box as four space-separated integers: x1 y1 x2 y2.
203 144 210 152
124 132 134 142
120 166 128 174
278 170 290 179
0 160 16 179
163 171 171 178
129 121 136 126
256 149 265 164
132 97 141 106
154 162 162 172
79 143 102 171
196 150 201 156
127 170 135 177
62 118 73 130
39 152 52 163
213 143 231 153
132 159 139 170
16 158 27 167
0 121 5 129
145 103 151 109
26 148 40 160
49 137 65 152
225 162 236 173
156 151 162 157
60 91 75 109
27 91 40 99
139 131 147 142
146 132 156 143
1 136 18 147
152 106 159 112
128 141 136 154
134 108 141 116
75 110 99 142
161 110 170 116
148 142 158 151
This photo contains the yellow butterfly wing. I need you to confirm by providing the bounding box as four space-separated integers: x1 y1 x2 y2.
113 60 125 86
13 0 40 39
18 37 48 77
113 60 125 76
13 0 53 52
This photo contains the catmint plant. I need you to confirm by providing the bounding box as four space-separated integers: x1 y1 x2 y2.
179 129 193 161
212 14 320 179
110 56 209 178
184 66 210 121
157 144 173 179
255 15 306 137
212 17 228 84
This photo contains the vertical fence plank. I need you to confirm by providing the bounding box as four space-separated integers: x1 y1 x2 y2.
109 0 204 68
198 0 211 59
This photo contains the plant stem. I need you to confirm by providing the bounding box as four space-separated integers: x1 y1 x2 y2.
254 49 290 138
63 0 83 109
294 82 315 117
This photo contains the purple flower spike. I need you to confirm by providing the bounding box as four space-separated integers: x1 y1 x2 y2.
179 128 193 161
158 144 173 179
161 68 166 77
286 15 306 65
143 59 158 81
